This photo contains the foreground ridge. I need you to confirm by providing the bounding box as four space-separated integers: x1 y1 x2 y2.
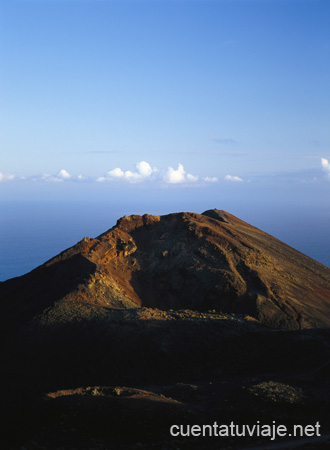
1 210 330 449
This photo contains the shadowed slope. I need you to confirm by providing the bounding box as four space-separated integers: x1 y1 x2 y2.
1 210 330 449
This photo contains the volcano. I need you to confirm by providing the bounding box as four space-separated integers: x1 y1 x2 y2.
2 210 330 449
1 209 330 330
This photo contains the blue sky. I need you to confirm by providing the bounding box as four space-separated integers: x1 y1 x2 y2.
1 0 330 279
1 0 330 205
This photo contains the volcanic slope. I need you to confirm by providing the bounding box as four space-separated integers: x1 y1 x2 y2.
1 209 330 330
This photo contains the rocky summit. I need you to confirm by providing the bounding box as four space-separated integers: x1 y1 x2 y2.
1 209 330 330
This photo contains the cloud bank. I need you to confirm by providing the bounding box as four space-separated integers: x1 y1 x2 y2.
5 160 330 186
2 162 220 186
98 161 209 185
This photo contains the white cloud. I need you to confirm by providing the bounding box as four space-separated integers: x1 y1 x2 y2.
204 176 218 183
58 169 71 179
103 161 158 183
107 167 125 178
0 172 15 182
164 163 185 184
224 174 243 182
164 163 198 184
124 170 142 181
321 158 330 178
36 169 73 182
136 161 153 177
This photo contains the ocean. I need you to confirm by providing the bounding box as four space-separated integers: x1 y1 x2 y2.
1 201 330 282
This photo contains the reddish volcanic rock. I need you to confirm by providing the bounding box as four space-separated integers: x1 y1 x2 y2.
1 209 330 330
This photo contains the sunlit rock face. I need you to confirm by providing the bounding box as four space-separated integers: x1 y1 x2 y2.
1 209 330 330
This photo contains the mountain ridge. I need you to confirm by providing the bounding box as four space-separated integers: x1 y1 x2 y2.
1 209 330 330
